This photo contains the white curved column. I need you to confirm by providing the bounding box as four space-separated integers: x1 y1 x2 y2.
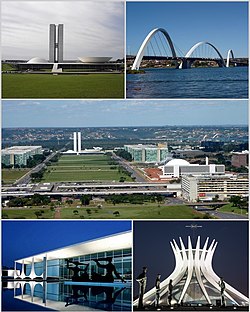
20 260 26 279
178 236 194 303
131 28 177 70
194 236 211 304
203 240 247 305
179 41 226 69
134 236 248 307
226 49 234 67
27 258 44 279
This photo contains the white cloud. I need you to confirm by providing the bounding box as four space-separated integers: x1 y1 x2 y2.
2 1 124 60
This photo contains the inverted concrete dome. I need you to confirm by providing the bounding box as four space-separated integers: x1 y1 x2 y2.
78 57 112 63
165 159 190 166
27 57 48 64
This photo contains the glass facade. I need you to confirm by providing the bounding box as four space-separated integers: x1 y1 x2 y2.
61 248 132 281
25 248 132 281
22 247 132 310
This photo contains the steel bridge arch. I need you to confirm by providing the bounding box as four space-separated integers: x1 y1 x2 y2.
179 41 226 68
226 49 235 67
131 28 177 70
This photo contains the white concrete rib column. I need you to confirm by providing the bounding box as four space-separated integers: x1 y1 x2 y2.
20 260 26 279
178 236 193 303
73 132 77 153
78 132 81 154
194 236 211 304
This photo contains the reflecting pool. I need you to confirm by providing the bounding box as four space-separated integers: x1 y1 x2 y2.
2 280 132 311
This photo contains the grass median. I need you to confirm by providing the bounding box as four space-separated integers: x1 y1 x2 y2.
2 73 124 98
2 169 30 184
2 203 206 219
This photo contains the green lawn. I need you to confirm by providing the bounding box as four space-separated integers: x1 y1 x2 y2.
2 208 55 219
59 204 206 219
2 203 206 219
218 203 248 216
2 169 30 184
42 154 132 182
2 73 124 98
2 63 17 71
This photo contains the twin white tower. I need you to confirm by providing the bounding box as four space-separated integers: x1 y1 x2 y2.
49 24 63 63
73 132 82 154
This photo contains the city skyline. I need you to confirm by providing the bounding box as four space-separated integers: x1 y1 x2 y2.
127 2 248 58
2 1 124 60
2 100 248 128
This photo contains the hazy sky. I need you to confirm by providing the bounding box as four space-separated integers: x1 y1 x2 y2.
2 100 248 128
127 2 248 57
2 0 124 60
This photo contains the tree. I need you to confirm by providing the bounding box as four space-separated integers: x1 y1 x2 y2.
212 194 219 202
80 195 91 206
119 177 126 182
229 196 242 207
34 211 42 218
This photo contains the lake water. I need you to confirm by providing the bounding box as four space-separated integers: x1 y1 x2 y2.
126 67 248 98
2 280 131 311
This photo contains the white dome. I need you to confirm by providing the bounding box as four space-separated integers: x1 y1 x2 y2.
165 159 190 166
27 57 48 64
78 56 112 63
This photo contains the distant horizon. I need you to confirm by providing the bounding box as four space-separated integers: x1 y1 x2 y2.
2 124 248 129
2 100 248 128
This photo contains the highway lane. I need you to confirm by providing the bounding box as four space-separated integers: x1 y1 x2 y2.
13 149 65 186
2 189 177 197
112 154 148 182
205 210 248 220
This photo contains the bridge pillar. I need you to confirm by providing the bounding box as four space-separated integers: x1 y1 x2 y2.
179 59 192 69
217 60 225 68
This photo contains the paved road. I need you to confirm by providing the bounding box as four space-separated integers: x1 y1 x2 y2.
205 210 248 220
112 154 148 182
14 149 64 186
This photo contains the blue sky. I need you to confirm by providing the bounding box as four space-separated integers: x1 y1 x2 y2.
126 2 248 57
2 221 131 267
2 100 248 127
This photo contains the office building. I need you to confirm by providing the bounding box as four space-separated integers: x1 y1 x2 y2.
231 151 249 168
2 146 42 166
73 131 82 154
124 143 169 163
12 231 132 311
159 158 225 178
181 174 249 202
49 24 63 63
11 24 123 73
14 231 132 281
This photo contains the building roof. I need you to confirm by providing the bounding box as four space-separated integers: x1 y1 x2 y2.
78 56 112 63
2 146 42 154
165 159 190 166
27 57 48 63
15 231 132 264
